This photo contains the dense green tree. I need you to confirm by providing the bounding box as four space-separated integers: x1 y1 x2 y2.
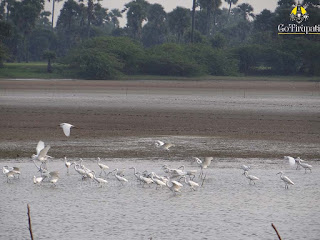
234 3 255 21
168 7 191 43
142 3 167 47
198 0 222 35
124 0 149 40
10 0 45 62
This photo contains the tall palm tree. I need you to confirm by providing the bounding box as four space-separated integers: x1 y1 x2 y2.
224 0 238 16
237 3 254 21
48 0 63 29
191 0 196 43
199 0 221 36
108 8 122 29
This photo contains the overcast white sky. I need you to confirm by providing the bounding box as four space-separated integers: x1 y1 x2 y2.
46 0 281 27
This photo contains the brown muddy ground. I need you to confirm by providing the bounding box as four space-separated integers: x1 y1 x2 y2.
0 79 319 159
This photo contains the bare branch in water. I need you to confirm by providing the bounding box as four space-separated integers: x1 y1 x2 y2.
271 223 282 240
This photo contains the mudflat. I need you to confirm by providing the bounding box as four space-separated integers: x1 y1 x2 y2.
0 79 319 159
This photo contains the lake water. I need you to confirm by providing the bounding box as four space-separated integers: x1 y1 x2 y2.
1 156 319 240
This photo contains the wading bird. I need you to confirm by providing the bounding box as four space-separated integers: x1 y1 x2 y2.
166 180 183 194
49 171 59 186
277 171 294 189
241 165 251 174
297 159 312 173
244 171 259 185
32 141 53 169
33 176 44 184
92 171 108 187
194 157 213 179
180 176 199 191
111 169 128 185
64 156 71 174
97 157 109 176
59 123 74 137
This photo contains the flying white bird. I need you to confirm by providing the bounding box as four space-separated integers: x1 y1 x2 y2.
244 171 259 185
155 140 174 151
284 156 296 167
59 123 74 137
32 141 53 164
277 171 294 189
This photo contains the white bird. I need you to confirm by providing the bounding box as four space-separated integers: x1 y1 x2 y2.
277 171 294 189
194 157 213 178
178 165 197 178
297 159 312 173
155 140 174 151
166 180 183 194
151 173 166 189
32 141 53 166
241 165 251 174
49 171 59 186
59 123 74 137
129 167 142 182
72 162 87 179
284 156 296 167
5 170 15 183
244 171 259 185
97 157 109 176
112 169 128 184
3 166 20 178
180 176 199 191
64 156 71 174
92 171 108 187
33 176 43 184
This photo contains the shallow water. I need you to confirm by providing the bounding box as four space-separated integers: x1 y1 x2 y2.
1 157 319 240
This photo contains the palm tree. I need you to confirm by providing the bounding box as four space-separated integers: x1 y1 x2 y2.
43 50 56 73
108 9 122 29
224 0 238 16
236 3 254 21
191 0 196 43
48 0 63 29
198 0 222 36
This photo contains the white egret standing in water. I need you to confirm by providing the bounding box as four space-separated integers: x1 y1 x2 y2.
297 159 312 173
277 171 294 189
244 171 259 185
194 157 213 179
64 156 71 174
97 157 109 176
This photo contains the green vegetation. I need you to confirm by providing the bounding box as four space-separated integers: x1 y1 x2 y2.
0 0 319 80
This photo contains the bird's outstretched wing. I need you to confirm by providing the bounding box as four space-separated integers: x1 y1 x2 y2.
36 141 45 155
38 145 50 159
61 123 73 137
156 140 165 147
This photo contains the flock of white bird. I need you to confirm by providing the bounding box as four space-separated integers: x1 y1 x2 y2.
1 122 314 192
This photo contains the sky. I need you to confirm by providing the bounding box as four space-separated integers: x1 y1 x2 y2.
46 0 280 27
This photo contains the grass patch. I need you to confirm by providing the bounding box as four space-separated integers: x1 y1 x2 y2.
0 62 319 82
0 62 71 79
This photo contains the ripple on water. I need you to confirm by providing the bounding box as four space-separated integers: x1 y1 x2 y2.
0 158 319 240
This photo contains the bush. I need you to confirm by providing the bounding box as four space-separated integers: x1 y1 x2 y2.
65 36 144 79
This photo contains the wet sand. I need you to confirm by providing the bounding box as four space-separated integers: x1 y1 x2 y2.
0 79 319 159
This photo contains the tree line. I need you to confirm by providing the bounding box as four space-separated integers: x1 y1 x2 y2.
0 0 319 78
